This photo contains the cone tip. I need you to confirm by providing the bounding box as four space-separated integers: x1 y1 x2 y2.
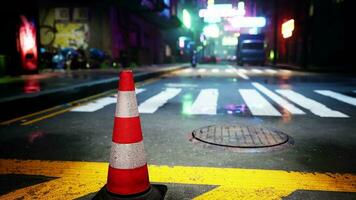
119 70 135 91
121 69 133 73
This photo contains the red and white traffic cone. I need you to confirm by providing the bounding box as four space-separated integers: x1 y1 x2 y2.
94 70 167 200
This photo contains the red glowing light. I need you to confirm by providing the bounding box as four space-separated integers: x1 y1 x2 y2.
24 79 41 93
282 19 294 39
18 15 38 71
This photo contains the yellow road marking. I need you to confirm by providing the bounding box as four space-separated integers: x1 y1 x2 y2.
194 186 293 200
0 90 116 126
21 107 76 125
19 77 162 125
0 105 63 125
18 90 116 126
2 73 163 126
0 159 355 199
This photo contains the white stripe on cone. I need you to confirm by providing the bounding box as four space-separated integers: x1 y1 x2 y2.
115 91 139 117
109 141 147 169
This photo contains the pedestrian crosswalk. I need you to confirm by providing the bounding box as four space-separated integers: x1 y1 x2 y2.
314 90 356 106
211 69 220 73
251 69 263 74
138 88 181 113
181 67 291 74
252 82 305 115
190 89 218 115
239 89 281 116
70 84 356 118
180 67 294 80
276 90 348 118
71 88 146 112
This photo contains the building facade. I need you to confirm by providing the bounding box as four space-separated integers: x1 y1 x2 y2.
0 0 183 75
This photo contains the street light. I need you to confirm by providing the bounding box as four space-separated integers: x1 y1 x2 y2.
182 9 191 29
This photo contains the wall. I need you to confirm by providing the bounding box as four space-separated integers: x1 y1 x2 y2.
39 8 90 50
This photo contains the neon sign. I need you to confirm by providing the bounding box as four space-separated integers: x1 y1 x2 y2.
199 3 245 19
282 19 294 38
228 17 266 28
203 24 220 38
18 15 38 71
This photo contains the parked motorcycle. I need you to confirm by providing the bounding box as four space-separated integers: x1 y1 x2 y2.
88 48 107 69
191 50 197 68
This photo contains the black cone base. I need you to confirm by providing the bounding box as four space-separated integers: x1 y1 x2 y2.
93 184 167 200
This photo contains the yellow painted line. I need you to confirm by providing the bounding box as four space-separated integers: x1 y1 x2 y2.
1 75 161 126
0 105 63 125
1 89 116 126
21 107 75 125
19 90 116 126
21 78 161 125
0 159 355 199
194 186 293 200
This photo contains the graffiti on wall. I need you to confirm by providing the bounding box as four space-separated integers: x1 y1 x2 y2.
40 23 89 49
53 23 89 49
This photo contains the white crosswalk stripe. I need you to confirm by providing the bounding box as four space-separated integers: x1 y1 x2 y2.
265 69 277 74
235 69 249 79
138 88 182 113
315 90 356 106
251 69 263 73
71 97 117 112
182 68 193 73
236 71 249 80
71 88 146 112
165 83 198 88
211 68 220 73
237 69 248 73
252 83 305 115
225 69 234 73
190 89 218 115
239 89 282 116
276 90 348 118
70 86 354 118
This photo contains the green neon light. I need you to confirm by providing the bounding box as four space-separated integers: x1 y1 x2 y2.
183 9 191 29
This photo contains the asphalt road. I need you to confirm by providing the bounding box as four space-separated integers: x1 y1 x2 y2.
1 64 356 199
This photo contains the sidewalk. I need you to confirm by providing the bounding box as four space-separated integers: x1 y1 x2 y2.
0 63 188 121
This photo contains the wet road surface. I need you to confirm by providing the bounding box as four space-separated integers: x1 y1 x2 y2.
1 64 356 199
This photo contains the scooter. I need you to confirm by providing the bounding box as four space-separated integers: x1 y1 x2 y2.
191 51 197 68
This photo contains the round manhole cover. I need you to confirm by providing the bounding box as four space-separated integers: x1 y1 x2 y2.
192 125 289 148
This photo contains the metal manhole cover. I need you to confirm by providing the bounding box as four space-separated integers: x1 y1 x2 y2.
192 125 289 148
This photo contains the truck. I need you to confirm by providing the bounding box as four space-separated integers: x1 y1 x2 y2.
236 34 266 66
